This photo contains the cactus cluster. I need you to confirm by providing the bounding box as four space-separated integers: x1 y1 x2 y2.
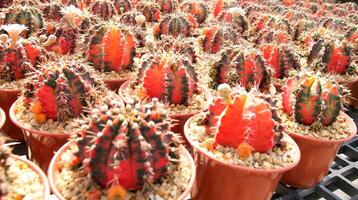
74 98 180 192
136 52 198 105
0 24 45 82
282 74 343 126
201 84 283 154
23 59 104 123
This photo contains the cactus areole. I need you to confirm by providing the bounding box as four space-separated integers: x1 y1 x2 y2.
75 99 180 190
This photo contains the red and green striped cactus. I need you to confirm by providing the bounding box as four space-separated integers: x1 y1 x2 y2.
41 2 63 22
3 5 44 38
201 25 237 54
282 75 343 126
90 0 117 20
85 22 136 73
154 13 193 39
210 47 271 92
260 43 300 79
203 84 277 153
137 52 198 105
23 59 103 123
113 0 132 14
180 1 208 24
0 24 44 82
74 98 180 192
216 7 250 36
136 1 162 22
156 0 177 14
307 36 353 75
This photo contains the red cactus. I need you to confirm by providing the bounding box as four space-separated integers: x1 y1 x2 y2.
86 22 136 72
156 0 176 13
201 26 236 54
75 99 180 190
217 7 250 35
139 53 198 105
215 91 275 152
154 13 193 38
181 1 208 24
136 1 162 22
90 0 117 20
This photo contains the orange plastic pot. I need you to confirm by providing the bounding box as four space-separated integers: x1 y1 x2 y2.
0 89 24 141
104 78 128 92
281 112 357 188
10 98 70 172
48 141 196 200
341 78 358 109
0 107 5 130
184 114 301 200
10 154 51 199
119 81 211 147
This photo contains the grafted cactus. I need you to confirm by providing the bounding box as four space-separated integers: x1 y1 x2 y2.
216 7 250 36
156 0 177 14
210 47 271 92
260 43 300 79
137 52 198 105
180 1 208 24
74 98 180 192
42 2 63 22
154 13 193 39
136 1 162 22
282 75 343 126
200 25 237 54
201 84 281 154
307 36 354 75
90 0 117 20
40 5 84 55
0 24 44 82
85 22 136 73
3 5 44 37
23 59 104 123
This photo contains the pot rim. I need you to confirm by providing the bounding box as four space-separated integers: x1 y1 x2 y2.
9 98 70 138
286 112 357 144
48 141 196 200
0 107 5 130
0 88 21 93
184 113 301 174
10 154 51 199
118 80 212 116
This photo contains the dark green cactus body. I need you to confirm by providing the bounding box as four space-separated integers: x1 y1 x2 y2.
155 14 191 38
90 0 117 20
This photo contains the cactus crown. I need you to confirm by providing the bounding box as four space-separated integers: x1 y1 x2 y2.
85 21 136 73
137 52 198 105
0 24 44 82
23 59 105 123
209 46 271 92
282 73 344 126
201 84 282 153
75 98 180 191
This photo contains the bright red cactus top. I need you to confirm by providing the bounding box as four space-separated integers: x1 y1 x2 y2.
0 24 45 82
23 59 105 123
203 84 278 153
74 98 180 194
282 74 343 126
137 52 199 105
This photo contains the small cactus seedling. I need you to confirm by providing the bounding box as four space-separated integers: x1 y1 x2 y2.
154 13 193 39
307 36 353 75
202 84 279 153
136 1 162 22
3 5 44 38
75 98 180 191
282 75 343 126
180 1 208 24
23 59 104 123
0 24 44 82
260 43 301 79
201 25 237 54
90 0 117 20
137 52 198 105
85 22 136 73
210 47 271 92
